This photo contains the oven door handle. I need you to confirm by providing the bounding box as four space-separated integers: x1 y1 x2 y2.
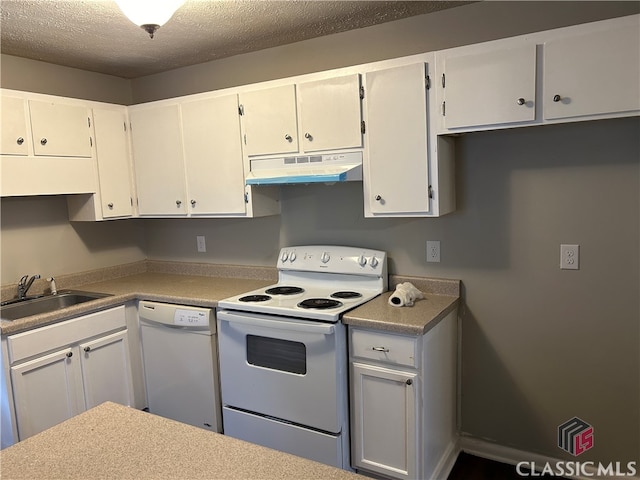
219 312 335 335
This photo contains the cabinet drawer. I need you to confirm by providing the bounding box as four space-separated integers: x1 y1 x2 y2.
7 306 126 364
350 328 419 368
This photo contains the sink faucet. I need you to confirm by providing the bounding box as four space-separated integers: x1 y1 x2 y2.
17 274 41 300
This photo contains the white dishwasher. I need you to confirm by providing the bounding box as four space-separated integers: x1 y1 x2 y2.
138 301 221 432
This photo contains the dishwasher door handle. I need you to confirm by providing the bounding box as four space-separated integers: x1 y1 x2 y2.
218 311 335 335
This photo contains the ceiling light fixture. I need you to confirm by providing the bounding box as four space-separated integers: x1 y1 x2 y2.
115 0 185 39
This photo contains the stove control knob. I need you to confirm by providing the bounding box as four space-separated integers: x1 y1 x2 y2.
321 252 330 263
281 251 289 262
370 256 379 268
357 255 367 267
289 252 297 262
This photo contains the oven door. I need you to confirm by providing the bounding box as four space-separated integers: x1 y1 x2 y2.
217 309 345 433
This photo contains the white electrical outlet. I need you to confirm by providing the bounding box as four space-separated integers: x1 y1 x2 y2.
560 244 579 270
196 235 206 253
427 240 441 263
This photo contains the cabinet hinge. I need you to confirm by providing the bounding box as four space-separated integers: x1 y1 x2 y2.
361 120 366 135
441 101 446 117
123 122 127 132
426 75 431 90
244 192 249 203
90 137 93 147
359 86 365 100
441 73 445 88
428 185 434 199
243 134 247 145
87 117 91 128
238 104 244 116
130 197 133 206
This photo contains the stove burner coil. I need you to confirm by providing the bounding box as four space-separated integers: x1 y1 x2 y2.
239 294 272 302
330 291 363 299
297 298 343 310
265 286 305 295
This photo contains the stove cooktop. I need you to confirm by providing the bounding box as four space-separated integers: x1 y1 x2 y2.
217 245 388 322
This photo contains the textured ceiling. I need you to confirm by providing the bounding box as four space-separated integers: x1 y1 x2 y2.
0 0 471 79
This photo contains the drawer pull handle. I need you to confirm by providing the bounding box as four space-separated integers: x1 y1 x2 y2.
372 346 389 353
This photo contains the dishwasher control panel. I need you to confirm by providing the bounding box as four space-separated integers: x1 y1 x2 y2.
139 301 213 332
174 308 209 327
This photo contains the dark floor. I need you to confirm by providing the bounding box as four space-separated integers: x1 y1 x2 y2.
448 452 567 479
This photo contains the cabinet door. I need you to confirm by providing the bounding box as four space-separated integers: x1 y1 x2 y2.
298 74 362 152
79 330 134 409
181 95 246 215
1 95 29 155
351 362 418 480
28 100 93 157
92 108 133 218
130 105 187 215
10 348 84 440
443 44 536 129
544 24 640 120
240 84 298 156
364 63 430 215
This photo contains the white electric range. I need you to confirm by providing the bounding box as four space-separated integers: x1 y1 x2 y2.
216 245 387 470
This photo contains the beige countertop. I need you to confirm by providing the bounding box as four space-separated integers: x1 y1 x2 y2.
0 401 364 480
1 262 460 337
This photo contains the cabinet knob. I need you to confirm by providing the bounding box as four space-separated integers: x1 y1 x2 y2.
284 134 293 142
107 203 114 209
191 200 196 206
553 94 562 103
517 98 526 106
375 195 382 201
406 379 413 386
66 351 73 358
40 138 47 146
176 200 182 207
372 346 390 353
16 137 24 145
84 346 91 353
304 132 313 140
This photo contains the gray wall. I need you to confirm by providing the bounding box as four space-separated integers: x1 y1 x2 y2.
1 0 638 466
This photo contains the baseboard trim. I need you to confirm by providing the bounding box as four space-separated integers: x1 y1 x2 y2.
458 435 639 480
429 439 459 480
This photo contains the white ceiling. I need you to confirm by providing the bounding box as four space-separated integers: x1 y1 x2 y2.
0 0 471 79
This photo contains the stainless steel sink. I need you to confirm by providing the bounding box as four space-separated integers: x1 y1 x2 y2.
0 290 113 321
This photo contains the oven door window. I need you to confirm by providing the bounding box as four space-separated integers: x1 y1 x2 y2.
246 334 307 375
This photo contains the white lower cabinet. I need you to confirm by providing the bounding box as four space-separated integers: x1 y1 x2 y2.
6 306 134 441
349 310 458 480
351 363 418 479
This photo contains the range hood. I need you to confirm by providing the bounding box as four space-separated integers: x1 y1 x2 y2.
245 152 362 186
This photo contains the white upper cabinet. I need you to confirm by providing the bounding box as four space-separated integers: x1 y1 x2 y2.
543 23 640 120
437 14 639 134
28 100 93 157
67 106 134 221
364 63 431 216
1 90 97 197
441 44 536 129
297 74 363 152
92 108 134 218
129 104 187 216
240 74 363 157
239 84 299 157
181 94 247 215
1 96 30 156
